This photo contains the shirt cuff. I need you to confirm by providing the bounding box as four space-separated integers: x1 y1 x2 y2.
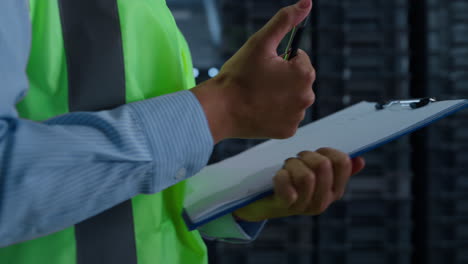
198 213 266 243
128 91 214 193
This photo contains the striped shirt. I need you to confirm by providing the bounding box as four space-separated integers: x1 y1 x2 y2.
0 0 263 248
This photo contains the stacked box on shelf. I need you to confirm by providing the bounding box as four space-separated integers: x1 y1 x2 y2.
213 217 316 264
426 1 468 263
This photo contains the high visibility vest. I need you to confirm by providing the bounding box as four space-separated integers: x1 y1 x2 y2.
0 0 208 263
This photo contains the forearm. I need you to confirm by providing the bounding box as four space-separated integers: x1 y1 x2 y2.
0 91 213 247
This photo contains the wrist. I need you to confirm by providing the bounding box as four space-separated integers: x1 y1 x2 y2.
190 74 237 143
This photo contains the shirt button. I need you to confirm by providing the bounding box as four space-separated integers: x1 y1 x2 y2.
175 168 187 180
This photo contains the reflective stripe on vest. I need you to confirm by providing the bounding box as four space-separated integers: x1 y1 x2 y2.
58 0 138 263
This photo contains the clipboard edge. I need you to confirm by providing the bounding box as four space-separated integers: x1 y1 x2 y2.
183 99 468 230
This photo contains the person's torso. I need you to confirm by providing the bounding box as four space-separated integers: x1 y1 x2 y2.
0 1 207 263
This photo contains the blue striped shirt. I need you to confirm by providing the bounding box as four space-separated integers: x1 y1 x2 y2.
0 0 263 248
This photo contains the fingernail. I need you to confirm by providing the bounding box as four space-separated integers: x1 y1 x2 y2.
298 0 311 9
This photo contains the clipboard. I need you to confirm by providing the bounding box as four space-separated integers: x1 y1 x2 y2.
182 98 468 231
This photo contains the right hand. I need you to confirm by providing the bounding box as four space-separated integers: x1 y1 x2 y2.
192 0 315 141
233 148 366 222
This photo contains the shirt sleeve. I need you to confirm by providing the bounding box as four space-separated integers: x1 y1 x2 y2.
0 90 214 248
198 214 266 243
0 1 214 248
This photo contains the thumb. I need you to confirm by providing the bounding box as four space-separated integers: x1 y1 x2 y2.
253 0 312 54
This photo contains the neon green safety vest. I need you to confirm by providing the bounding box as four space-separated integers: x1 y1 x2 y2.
0 0 208 263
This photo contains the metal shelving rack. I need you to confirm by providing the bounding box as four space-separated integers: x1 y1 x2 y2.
425 1 468 263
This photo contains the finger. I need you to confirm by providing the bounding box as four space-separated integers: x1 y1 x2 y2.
351 157 366 175
288 49 316 92
316 148 353 200
306 158 334 215
296 151 333 214
235 170 298 221
273 169 297 208
290 50 316 87
290 49 313 67
297 150 328 170
283 158 316 213
253 0 312 53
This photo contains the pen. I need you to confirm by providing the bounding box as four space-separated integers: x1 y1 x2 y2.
283 14 311 61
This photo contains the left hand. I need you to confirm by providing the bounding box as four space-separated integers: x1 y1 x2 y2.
233 148 365 222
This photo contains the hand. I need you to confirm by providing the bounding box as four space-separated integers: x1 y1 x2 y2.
191 0 315 142
233 148 365 222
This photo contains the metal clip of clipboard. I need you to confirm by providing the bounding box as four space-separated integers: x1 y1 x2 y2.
375 97 437 110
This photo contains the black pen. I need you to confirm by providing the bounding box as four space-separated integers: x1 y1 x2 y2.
283 14 311 61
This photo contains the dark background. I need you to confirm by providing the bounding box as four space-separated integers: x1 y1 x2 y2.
167 0 468 263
